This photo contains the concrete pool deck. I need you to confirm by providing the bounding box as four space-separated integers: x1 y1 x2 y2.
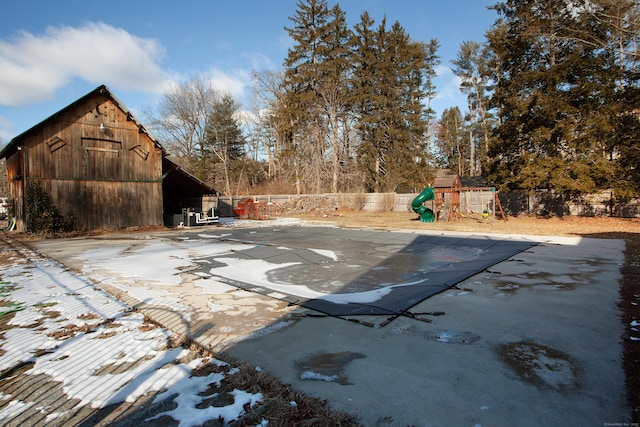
31 220 630 426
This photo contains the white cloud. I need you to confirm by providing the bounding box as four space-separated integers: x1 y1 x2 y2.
0 22 171 106
434 65 462 102
431 64 464 116
206 67 248 100
240 52 275 72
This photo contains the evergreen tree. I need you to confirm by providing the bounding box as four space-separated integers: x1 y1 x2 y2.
351 12 382 191
315 4 354 193
204 93 246 196
422 38 441 126
281 0 352 193
352 15 434 192
486 0 630 194
258 3 441 194
594 0 640 196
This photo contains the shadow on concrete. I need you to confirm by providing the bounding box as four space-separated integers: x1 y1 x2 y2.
5 224 547 426
175 226 537 324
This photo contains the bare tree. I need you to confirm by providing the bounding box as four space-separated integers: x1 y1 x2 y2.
249 69 286 182
145 77 215 174
451 41 493 176
317 76 348 193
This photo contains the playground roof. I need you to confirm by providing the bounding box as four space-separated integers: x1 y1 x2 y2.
433 174 462 188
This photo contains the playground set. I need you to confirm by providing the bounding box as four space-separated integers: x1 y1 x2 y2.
411 174 506 223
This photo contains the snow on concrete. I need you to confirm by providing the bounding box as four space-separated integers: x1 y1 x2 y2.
69 226 426 307
0 248 263 426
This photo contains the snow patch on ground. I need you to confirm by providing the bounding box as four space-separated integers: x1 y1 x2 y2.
309 248 338 261
0 248 264 426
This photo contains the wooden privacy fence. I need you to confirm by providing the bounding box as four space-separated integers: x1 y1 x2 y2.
211 191 502 218
213 193 417 217
208 190 639 219
499 190 640 217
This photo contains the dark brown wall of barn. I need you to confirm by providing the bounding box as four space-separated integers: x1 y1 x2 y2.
19 95 164 230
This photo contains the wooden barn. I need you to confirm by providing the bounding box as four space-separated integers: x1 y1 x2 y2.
0 85 217 231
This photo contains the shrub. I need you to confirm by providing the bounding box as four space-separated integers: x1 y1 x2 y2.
339 193 367 210
26 185 75 234
380 193 395 212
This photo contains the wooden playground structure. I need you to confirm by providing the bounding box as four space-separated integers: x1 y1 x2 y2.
432 175 507 222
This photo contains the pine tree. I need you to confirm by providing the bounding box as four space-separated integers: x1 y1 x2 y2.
594 0 640 196
315 4 354 193
485 0 631 194
352 15 434 192
204 93 246 196
351 12 382 191
280 0 355 193
422 38 441 126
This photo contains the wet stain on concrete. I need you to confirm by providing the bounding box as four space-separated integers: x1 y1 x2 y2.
488 257 611 295
428 330 479 344
497 341 581 392
491 270 588 292
295 351 366 385
496 283 521 292
494 281 577 292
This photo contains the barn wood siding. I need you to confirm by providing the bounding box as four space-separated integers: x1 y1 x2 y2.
35 179 163 229
24 95 163 230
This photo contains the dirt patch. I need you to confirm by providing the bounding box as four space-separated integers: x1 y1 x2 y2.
47 323 98 339
77 312 100 321
220 360 361 426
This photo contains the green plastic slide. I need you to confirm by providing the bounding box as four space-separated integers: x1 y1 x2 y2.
411 187 435 222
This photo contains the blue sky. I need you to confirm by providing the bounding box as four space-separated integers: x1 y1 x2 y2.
0 0 497 143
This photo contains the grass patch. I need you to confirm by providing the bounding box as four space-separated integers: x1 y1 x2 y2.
0 301 25 317
34 301 58 308
219 361 360 426
0 282 18 298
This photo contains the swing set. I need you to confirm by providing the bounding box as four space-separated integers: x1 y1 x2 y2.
414 174 507 223
433 187 506 222
430 180 507 222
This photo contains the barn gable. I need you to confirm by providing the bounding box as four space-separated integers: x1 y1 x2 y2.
0 85 216 231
